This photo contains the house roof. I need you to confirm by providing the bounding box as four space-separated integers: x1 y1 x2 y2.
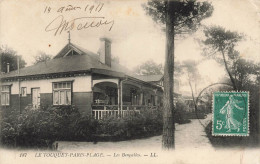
1 43 163 89
1 43 133 79
133 74 163 82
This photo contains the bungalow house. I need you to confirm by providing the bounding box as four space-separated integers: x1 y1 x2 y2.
0 38 164 119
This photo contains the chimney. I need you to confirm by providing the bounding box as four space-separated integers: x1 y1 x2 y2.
99 37 111 67
7 63 10 73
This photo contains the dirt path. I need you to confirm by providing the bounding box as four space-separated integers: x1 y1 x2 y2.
175 114 212 149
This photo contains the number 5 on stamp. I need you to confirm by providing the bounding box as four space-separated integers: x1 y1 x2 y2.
212 92 249 136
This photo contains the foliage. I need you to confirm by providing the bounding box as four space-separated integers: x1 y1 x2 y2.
133 60 183 77
203 26 243 56
143 0 213 36
97 107 163 140
97 115 128 138
174 98 190 123
133 60 163 75
0 45 26 73
34 52 52 64
0 106 82 148
202 26 244 90
174 61 183 78
181 59 201 100
199 91 213 113
72 115 99 141
112 56 120 64
243 83 259 142
230 57 260 89
181 60 201 81
0 106 163 149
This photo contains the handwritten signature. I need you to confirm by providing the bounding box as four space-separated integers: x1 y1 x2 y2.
45 15 114 36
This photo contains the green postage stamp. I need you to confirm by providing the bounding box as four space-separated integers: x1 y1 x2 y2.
212 92 249 136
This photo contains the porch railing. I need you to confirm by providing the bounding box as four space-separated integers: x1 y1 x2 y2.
92 105 146 120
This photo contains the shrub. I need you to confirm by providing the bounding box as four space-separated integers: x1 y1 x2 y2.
0 110 19 147
142 107 163 134
174 99 191 123
96 107 163 140
1 106 163 148
97 115 127 138
72 115 99 141
0 105 82 148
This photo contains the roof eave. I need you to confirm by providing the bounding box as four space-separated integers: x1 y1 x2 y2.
1 70 92 82
125 75 163 91
91 68 125 78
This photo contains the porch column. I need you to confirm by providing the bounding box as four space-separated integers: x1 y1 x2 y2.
120 80 124 115
118 79 121 114
140 92 143 105
120 78 128 115
155 95 158 106
153 89 157 106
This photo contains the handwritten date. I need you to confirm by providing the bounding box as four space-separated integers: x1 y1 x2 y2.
44 3 104 14
57 5 81 13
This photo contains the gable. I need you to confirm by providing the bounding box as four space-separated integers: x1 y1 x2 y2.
64 49 81 57
53 43 84 59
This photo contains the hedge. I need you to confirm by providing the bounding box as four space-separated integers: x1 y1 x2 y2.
0 105 163 149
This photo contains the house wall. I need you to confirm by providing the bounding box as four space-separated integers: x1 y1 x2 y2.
4 76 92 94
1 76 93 114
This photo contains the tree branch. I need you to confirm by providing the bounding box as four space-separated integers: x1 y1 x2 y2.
221 49 237 90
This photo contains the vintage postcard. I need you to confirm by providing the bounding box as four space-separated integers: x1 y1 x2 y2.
0 0 260 163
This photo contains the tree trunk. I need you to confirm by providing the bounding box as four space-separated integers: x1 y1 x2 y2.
162 0 175 149
188 73 197 113
221 50 237 90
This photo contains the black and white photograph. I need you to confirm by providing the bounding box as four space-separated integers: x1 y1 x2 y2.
0 0 260 163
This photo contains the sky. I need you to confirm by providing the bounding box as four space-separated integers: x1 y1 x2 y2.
0 0 260 93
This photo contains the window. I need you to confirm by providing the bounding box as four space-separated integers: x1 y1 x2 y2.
1 85 10 106
32 88 40 109
53 82 72 105
21 87 27 97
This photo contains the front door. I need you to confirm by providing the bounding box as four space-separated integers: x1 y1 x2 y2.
32 88 40 108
